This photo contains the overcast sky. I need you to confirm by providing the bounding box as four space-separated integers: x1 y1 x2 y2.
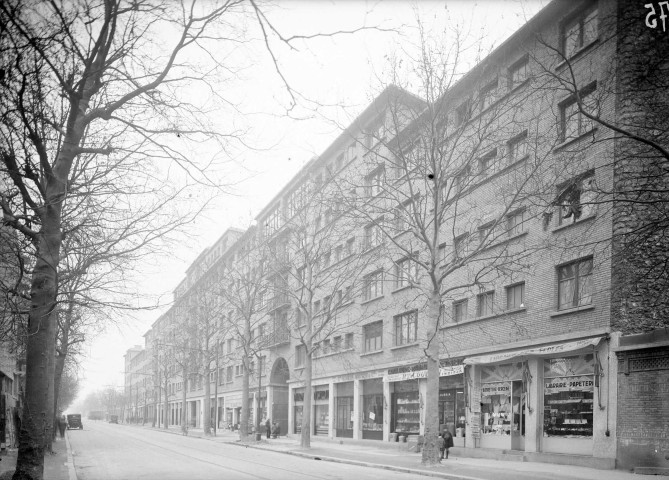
74 0 549 406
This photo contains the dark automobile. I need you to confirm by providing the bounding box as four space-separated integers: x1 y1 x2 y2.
66 414 83 430
109 415 118 424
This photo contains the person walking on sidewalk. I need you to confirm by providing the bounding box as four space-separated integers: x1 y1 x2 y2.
265 418 271 439
58 415 67 438
437 434 446 461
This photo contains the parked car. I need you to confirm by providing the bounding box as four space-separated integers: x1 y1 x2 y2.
66 414 83 430
109 415 118 424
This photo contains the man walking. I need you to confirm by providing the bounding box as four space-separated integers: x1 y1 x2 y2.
265 418 271 439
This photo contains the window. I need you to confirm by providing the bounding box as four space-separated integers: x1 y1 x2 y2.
344 333 354 350
322 339 331 355
480 79 498 111
287 182 309 218
478 222 494 243
454 233 468 260
366 167 384 197
336 153 344 171
453 299 468 322
455 164 471 192
295 345 306 367
314 216 322 232
364 220 383 250
332 336 342 351
560 86 597 142
507 208 526 236
363 269 384 301
507 131 528 165
346 238 355 256
478 149 498 176
334 245 343 263
508 57 529 89
394 311 418 346
506 283 525 310
226 338 233 353
556 173 596 225
558 258 593 310
364 321 383 352
264 205 281 238
455 100 471 126
346 142 357 161
562 6 598 58
395 257 418 289
477 291 495 317
323 251 331 269
313 300 321 315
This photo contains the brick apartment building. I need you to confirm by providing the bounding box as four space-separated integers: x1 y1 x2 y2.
126 0 669 471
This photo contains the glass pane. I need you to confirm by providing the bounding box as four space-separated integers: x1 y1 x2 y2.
583 9 598 45
559 278 575 309
563 22 580 57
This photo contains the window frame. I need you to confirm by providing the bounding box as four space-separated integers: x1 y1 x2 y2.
394 310 418 346
560 84 597 142
508 56 529 89
395 255 418 289
561 5 598 58
476 291 495 317
453 299 468 323
506 208 526 237
556 172 596 226
507 131 529 165
506 282 526 310
557 258 593 310
363 320 383 352
363 269 384 301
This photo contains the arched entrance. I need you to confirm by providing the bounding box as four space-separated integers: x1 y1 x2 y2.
270 358 289 435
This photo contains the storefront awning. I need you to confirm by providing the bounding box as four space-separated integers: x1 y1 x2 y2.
463 337 602 366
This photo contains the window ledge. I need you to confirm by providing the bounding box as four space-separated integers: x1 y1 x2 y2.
553 128 598 152
392 285 413 294
390 342 419 351
317 348 355 359
360 349 384 357
552 214 596 233
555 39 599 71
550 304 594 318
361 295 384 306
294 366 305 371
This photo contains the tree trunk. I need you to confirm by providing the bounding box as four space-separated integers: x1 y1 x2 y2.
421 291 441 465
13 230 62 480
240 356 249 441
203 365 211 436
181 366 188 434
300 353 313 448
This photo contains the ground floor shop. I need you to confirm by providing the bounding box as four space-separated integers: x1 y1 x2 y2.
285 335 617 466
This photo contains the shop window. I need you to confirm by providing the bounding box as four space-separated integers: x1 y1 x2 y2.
543 355 594 437
480 380 524 437
362 394 384 439
506 282 525 310
558 257 593 310
562 5 598 58
364 321 383 352
394 310 418 346
476 291 495 317
393 390 420 434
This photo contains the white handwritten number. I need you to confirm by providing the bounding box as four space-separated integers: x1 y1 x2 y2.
659 2 669 31
646 3 658 29
646 2 669 31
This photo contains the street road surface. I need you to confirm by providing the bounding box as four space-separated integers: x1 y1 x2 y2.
67 422 429 480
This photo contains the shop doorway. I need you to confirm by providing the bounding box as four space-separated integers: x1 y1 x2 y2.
270 358 289 435
335 397 353 438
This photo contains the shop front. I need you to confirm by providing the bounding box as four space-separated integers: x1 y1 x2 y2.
439 373 466 447
313 386 329 436
335 382 353 438
542 354 595 455
391 380 420 438
362 378 383 440
479 362 524 450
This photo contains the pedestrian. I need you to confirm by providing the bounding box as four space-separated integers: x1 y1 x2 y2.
58 415 67 438
437 433 446 461
265 417 271 439
442 429 454 459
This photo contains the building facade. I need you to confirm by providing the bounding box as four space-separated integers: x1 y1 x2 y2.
125 0 669 470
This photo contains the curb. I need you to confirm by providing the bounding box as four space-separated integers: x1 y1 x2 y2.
222 439 485 480
65 433 77 480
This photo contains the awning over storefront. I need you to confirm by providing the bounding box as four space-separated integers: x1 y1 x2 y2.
463 337 602 365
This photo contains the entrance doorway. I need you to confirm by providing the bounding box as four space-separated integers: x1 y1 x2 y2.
270 358 289 435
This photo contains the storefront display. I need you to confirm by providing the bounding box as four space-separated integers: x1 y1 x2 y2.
314 388 329 436
362 379 383 440
393 391 420 435
543 355 594 438
293 390 303 434
481 381 513 435
439 389 466 436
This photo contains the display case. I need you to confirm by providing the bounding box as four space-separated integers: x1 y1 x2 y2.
393 391 420 435
543 394 593 437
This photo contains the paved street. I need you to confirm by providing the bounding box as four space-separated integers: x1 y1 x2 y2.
67 421 431 480
61 421 643 480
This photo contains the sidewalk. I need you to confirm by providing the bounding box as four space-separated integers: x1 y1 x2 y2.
0 435 71 480
129 424 641 480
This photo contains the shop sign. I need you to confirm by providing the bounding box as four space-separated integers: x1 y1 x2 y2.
384 364 464 382
481 382 511 397
544 375 594 394
463 338 601 365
